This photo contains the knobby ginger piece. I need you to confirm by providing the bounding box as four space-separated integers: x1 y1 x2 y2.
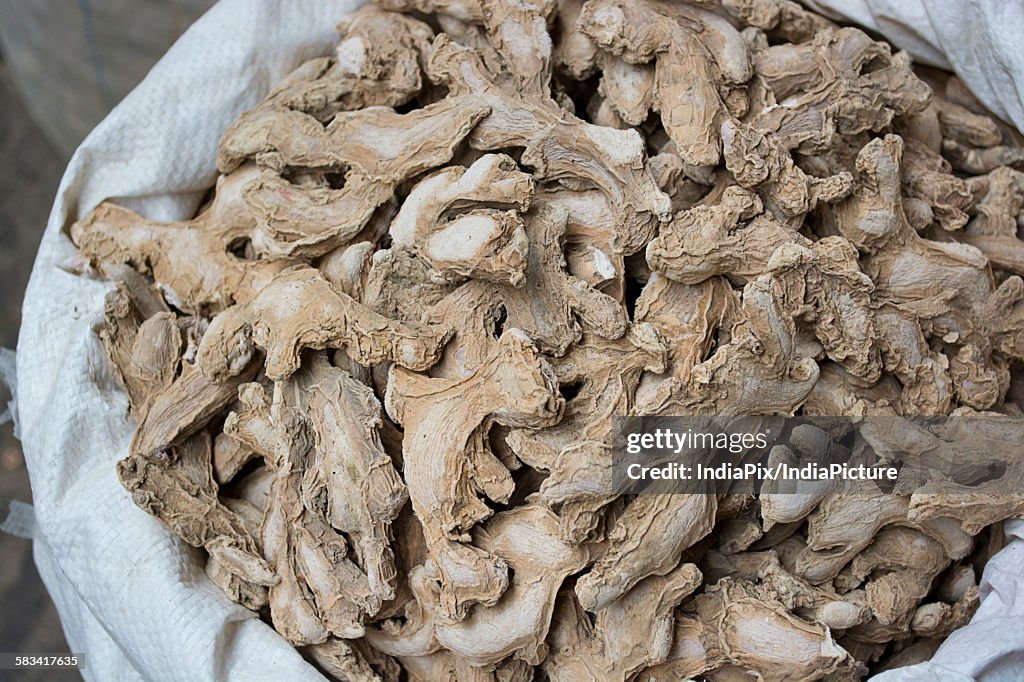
239 6 433 123
553 0 597 78
198 266 452 381
752 27 929 152
288 355 407 602
130 358 259 459
241 171 393 260
545 564 702 681
959 167 1024 277
721 118 853 218
218 96 489 175
597 53 655 127
305 638 390 682
702 549 870 631
118 432 276 590
512 325 666 542
388 153 533 285
385 329 562 621
579 0 752 166
575 493 715 612
942 138 1024 174
377 0 484 22
846 526 949 638
633 275 738 415
691 579 857 680
96 278 173 419
900 138 971 232
428 34 671 254
834 135 1019 412
720 0 832 44
761 239 881 385
682 279 820 416
226 378 386 644
646 186 802 284
71 166 291 315
420 202 627 357
432 505 590 666
478 0 557 99
232 99 492 258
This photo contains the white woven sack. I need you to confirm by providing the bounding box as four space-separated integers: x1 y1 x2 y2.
11 0 1024 680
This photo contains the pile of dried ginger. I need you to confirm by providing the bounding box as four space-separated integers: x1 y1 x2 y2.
70 0 1024 679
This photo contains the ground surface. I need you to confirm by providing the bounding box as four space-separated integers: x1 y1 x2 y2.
0 60 81 681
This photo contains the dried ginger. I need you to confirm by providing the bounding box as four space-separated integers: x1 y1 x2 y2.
68 1 1024 680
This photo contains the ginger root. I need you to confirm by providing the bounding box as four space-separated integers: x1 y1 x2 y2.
74 1 1024 680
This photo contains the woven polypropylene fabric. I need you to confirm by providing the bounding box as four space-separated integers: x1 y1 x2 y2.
16 1 362 680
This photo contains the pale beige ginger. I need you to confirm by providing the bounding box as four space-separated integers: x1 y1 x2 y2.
751 27 930 153
575 493 717 612
596 53 655 127
218 95 489 175
578 0 752 166
287 354 408 602
509 325 667 542
387 153 533 286
544 564 703 681
760 425 843 530
223 375 392 644
633 272 818 419
384 329 563 622
71 165 291 315
647 186 806 284
801 363 902 417
240 170 394 260
426 34 672 255
539 186 626 300
242 5 434 123
958 166 1024 277
721 118 854 218
377 0 484 23
198 266 452 382
933 96 1004 149
872 304 954 415
844 526 951 640
362 246 459 325
305 637 398 682
793 490 973 586
683 278 820 416
633 275 739 415
118 429 278 592
760 239 882 385
701 549 871 630
835 136 1024 412
429 505 590 667
228 99 493 258
942 138 1024 175
644 578 861 681
98 278 274 585
720 0 833 44
72 1 1024 678
899 138 972 232
96 276 262 461
438 202 628 357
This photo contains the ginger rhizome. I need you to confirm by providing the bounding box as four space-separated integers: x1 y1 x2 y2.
69 1 1024 679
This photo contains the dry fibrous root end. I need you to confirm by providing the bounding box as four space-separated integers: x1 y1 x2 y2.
70 0 1024 679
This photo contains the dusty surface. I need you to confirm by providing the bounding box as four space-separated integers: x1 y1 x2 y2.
0 61 80 680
